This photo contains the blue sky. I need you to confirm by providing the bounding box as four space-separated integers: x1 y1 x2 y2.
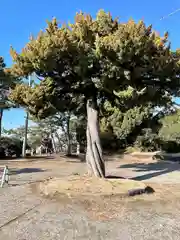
1 0 180 129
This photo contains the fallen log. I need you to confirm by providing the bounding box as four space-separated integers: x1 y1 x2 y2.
128 186 155 197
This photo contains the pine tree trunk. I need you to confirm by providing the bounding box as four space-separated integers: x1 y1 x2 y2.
66 115 71 155
22 112 29 157
55 131 62 152
0 109 3 137
86 97 105 178
76 141 80 155
51 133 57 153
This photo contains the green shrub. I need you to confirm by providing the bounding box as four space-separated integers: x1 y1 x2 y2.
160 140 180 153
0 137 30 158
100 131 125 152
0 137 23 158
134 129 160 152
133 129 180 153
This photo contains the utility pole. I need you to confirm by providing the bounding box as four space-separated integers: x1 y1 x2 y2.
22 75 31 158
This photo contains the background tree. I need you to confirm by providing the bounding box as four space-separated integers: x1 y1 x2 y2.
0 56 19 136
31 113 74 154
3 125 28 140
159 109 180 142
9 10 180 177
70 116 86 155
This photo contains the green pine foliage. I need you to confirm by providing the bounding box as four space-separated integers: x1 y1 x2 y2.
9 10 180 117
8 10 180 156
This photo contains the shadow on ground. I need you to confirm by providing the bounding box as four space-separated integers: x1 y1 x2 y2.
63 153 86 162
119 161 180 181
0 155 55 162
23 156 55 160
64 153 125 163
10 168 46 175
106 175 126 179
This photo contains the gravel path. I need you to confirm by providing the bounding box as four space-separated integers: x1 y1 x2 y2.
0 185 180 240
0 157 180 239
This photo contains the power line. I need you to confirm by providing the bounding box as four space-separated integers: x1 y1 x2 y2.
160 8 180 21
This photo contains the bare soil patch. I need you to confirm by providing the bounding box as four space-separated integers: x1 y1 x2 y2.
34 174 180 221
35 175 151 220
38 175 146 197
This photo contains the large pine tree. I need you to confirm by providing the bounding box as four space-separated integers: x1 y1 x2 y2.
9 10 180 177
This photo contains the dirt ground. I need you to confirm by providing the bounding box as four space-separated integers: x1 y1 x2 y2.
0 154 180 239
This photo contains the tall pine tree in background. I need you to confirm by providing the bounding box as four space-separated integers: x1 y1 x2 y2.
0 57 19 136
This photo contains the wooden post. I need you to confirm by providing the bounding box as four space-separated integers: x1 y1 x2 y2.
5 166 9 184
1 166 9 187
